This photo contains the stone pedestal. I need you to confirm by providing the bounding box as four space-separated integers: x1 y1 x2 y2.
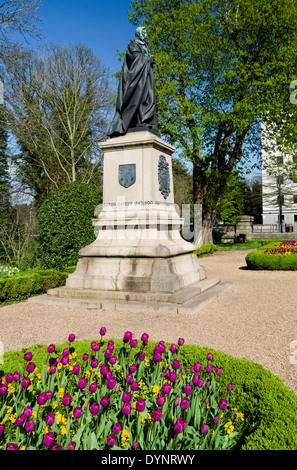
29 131 231 313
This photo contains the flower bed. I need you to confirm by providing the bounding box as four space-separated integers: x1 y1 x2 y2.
0 328 244 450
245 240 297 270
0 266 20 278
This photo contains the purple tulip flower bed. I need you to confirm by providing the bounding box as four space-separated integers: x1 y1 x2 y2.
0 328 244 450
264 240 297 255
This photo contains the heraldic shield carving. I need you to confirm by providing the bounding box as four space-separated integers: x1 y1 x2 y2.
158 155 170 199
118 164 136 188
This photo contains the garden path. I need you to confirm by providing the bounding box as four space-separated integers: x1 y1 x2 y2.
1 249 296 394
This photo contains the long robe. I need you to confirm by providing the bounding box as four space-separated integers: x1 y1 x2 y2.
107 39 159 137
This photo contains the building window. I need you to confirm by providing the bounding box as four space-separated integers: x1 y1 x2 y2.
276 175 284 185
277 156 283 164
294 195 297 204
294 215 297 223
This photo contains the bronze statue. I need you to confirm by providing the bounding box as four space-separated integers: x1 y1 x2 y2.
107 26 159 138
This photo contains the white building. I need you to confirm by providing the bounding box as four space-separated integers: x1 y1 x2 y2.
261 121 297 232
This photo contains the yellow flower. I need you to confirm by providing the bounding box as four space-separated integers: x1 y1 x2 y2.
32 410 37 419
52 401 58 410
152 385 159 396
20 446 26 450
58 388 64 398
61 426 67 435
235 412 244 422
121 429 130 447
224 420 234 435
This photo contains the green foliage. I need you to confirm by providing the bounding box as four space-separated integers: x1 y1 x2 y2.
0 269 70 303
194 243 217 257
37 182 102 270
1 338 296 450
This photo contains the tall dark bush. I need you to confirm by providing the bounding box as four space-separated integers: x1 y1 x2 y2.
37 182 102 270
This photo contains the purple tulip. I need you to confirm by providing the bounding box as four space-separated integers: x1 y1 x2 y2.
206 364 213 373
108 340 114 351
139 352 146 361
0 424 4 436
122 391 132 403
52 444 62 450
62 394 72 406
25 420 35 433
207 352 213 361
174 397 180 406
198 378 204 388
77 378 87 390
12 371 20 382
170 344 177 353
132 441 140 449
37 392 48 406
104 349 111 359
172 359 181 370
23 406 32 419
125 374 133 384
61 356 69 366
91 358 99 368
49 357 56 365
136 399 146 412
153 351 162 362
107 377 116 390
178 338 185 346
89 382 97 393
107 433 116 447
24 352 32 361
46 390 53 401
26 362 35 373
174 417 187 434
82 353 89 361
72 364 80 375
21 377 30 389
106 371 112 380
153 408 162 421
201 423 208 434
43 432 55 448
0 383 7 395
46 413 55 426
180 397 190 410
169 372 177 383
112 422 121 434
122 403 131 415
227 383 233 391
194 362 202 372
67 442 76 450
141 333 149 345
156 394 166 406
216 367 222 376
130 364 137 374
100 396 110 407
49 365 56 374
110 355 117 365
6 443 18 450
192 374 199 385
184 383 192 395
218 399 228 410
99 365 108 377
73 407 82 419
158 341 166 353
162 383 171 395
131 381 138 392
62 348 69 357
5 373 13 383
123 331 133 343
15 415 25 427
90 402 100 415
100 327 106 336
47 344 55 353
91 341 100 351
130 339 137 348
214 416 220 425
68 334 75 342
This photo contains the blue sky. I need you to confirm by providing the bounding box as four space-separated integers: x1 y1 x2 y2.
22 0 138 74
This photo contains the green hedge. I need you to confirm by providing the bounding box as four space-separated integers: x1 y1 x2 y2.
246 241 297 270
1 338 296 450
194 243 218 257
0 268 76 303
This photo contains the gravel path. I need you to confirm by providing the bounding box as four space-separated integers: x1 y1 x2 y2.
1 249 297 394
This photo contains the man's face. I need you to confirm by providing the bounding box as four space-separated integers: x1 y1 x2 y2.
138 27 147 41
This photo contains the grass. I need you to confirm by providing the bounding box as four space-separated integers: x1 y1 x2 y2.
216 241 262 251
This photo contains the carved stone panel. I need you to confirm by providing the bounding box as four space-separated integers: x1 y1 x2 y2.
158 155 170 199
119 164 136 188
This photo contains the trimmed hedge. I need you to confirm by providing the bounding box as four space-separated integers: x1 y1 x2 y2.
0 338 296 450
0 267 76 303
194 243 218 257
246 241 297 270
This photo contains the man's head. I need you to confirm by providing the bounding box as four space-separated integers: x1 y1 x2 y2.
135 26 147 42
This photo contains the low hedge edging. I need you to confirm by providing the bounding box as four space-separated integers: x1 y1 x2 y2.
1 338 296 450
246 241 297 270
0 266 77 303
194 243 218 257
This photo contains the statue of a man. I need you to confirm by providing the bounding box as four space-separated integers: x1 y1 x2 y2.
107 26 159 138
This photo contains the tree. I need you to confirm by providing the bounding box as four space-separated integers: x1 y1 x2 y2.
4 43 113 207
129 0 297 242
0 101 11 211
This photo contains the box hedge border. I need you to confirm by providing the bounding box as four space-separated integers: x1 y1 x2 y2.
245 241 297 270
1 338 296 450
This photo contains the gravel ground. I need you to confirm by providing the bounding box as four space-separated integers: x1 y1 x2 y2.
1 249 297 394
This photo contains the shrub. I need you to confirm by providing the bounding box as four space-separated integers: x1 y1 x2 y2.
246 240 297 270
0 269 70 303
37 182 102 270
194 244 217 257
1 331 297 450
